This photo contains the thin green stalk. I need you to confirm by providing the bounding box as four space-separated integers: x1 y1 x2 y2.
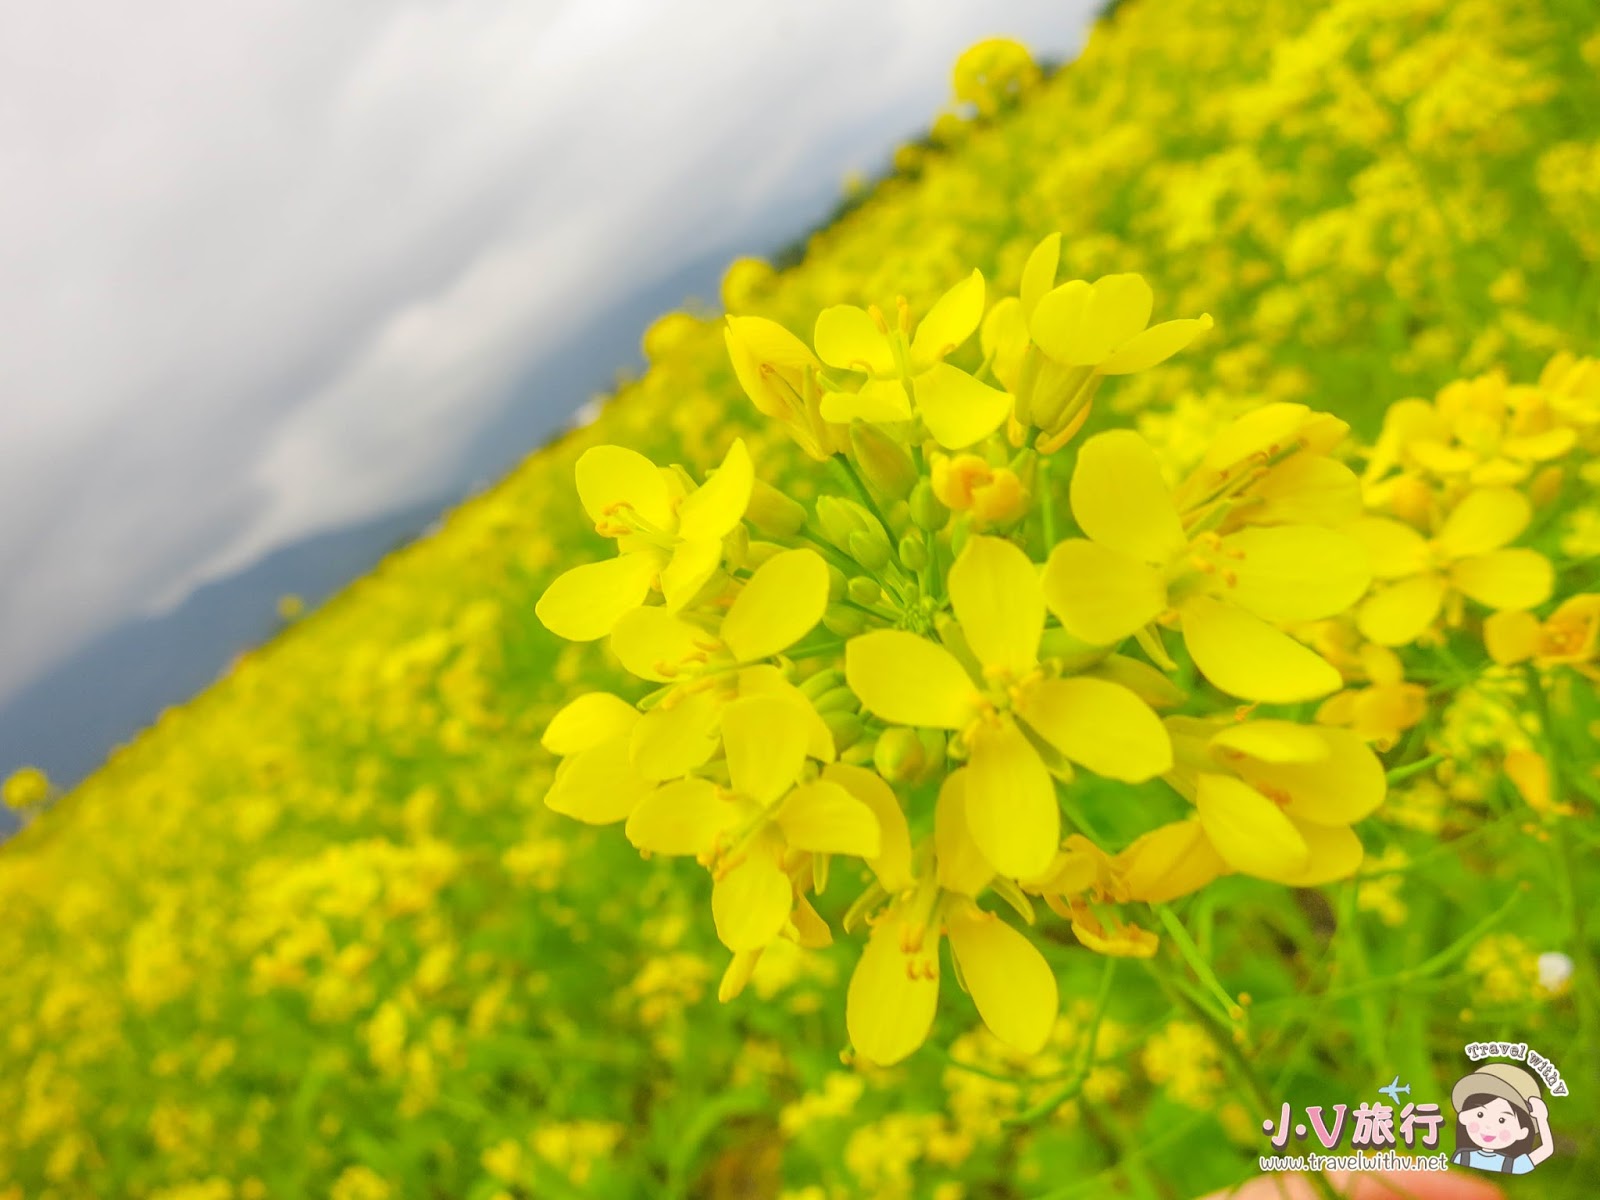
1154 904 1239 1020
834 454 891 532
1384 753 1445 785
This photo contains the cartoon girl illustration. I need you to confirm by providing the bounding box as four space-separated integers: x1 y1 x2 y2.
1450 1062 1554 1175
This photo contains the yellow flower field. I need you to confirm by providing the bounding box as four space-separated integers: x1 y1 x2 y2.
3 0 1598 1197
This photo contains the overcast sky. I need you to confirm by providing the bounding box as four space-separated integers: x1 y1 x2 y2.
0 0 1094 705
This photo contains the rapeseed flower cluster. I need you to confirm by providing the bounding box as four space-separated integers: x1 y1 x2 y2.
537 238 1593 1069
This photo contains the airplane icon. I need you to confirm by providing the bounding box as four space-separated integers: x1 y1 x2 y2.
1379 1076 1411 1106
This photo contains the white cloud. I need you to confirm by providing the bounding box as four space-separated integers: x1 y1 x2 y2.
0 0 1093 699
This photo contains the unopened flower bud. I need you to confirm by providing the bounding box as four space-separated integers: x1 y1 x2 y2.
799 668 844 699
883 499 913 538
814 495 868 549
847 576 883 606
827 564 848 603
909 479 950 531
849 422 918 501
969 468 1027 527
823 604 868 637
847 528 893 572
841 739 876 766
874 726 927 783
823 711 865 750
813 686 860 714
898 531 929 572
746 478 807 538
931 452 993 510
723 523 751 568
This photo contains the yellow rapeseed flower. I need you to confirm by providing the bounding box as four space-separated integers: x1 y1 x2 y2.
1044 429 1369 701
1353 486 1552 646
814 271 1012 449
535 439 753 639
847 535 1171 877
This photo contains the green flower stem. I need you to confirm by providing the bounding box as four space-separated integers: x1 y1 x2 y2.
1336 880 1390 1076
1038 453 1058 550
1154 904 1239 1021
833 454 891 532
1384 752 1445 785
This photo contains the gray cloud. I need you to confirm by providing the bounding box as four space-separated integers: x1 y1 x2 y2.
0 0 1093 700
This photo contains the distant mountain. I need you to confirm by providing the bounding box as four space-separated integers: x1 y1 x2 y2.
0 501 445 796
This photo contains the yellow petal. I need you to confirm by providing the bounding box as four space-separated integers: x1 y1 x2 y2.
1450 549 1553 611
913 362 1012 449
610 607 714 682
1194 773 1309 879
1350 517 1431 579
980 296 1029 393
948 535 1044 676
1097 314 1212 375
738 665 836 762
721 548 829 662
1016 677 1172 782
1436 487 1530 559
911 268 984 366
660 538 723 611
946 902 1057 1053
935 770 995 897
826 763 913 892
1180 596 1341 702
776 780 881 857
1236 725 1385 825
1248 455 1362 527
1219 526 1372 622
1200 403 1315 474
814 305 896 375
1070 430 1186 564
712 848 791 951
544 742 653 825
964 717 1059 879
1356 575 1447 647
1483 610 1540 665
1259 820 1363 887
1028 278 1090 361
1115 818 1227 903
629 688 722 781
846 631 980 729
819 378 913 425
718 949 761 1002
1077 273 1155 359
1041 538 1167 644
846 913 939 1066
676 438 753 542
1019 232 1061 325
536 552 661 641
575 445 675 530
541 692 639 756
721 695 811 805
1209 720 1328 764
1032 274 1153 365
624 778 734 855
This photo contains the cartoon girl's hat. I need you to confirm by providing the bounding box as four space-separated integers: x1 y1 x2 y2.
1452 1063 1541 1113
